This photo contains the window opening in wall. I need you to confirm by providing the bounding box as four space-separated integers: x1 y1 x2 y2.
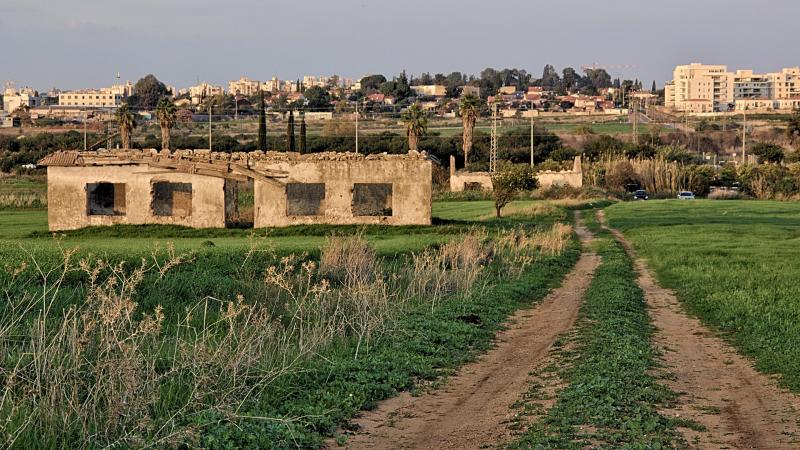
464 182 484 191
286 183 326 216
87 182 126 216
225 179 254 228
352 183 393 216
151 182 192 217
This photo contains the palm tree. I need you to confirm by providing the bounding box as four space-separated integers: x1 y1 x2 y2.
402 102 427 152
116 103 136 149
155 97 177 150
459 94 481 165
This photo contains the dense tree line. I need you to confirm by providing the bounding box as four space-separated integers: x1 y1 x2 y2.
0 131 102 172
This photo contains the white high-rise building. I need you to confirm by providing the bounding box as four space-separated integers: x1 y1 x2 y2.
665 63 800 112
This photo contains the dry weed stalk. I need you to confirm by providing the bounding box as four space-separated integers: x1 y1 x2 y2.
0 244 300 448
496 223 573 276
404 229 493 309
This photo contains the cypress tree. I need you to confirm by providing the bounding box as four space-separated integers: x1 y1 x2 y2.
257 91 267 150
299 110 307 154
287 110 296 152
651 80 657 92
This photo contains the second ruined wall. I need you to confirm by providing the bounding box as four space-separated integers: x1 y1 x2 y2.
449 155 583 191
46 165 228 231
252 159 432 226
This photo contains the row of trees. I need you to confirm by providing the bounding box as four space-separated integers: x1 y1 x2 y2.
118 65 647 119
116 92 317 153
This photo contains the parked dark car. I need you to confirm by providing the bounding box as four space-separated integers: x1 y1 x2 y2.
633 190 649 200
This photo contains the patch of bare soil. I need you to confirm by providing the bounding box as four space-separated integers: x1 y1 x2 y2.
598 210 800 449
334 214 600 450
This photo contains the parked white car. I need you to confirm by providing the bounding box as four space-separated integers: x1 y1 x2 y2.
677 191 695 200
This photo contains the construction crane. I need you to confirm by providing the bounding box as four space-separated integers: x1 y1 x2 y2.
580 63 638 72
580 63 640 106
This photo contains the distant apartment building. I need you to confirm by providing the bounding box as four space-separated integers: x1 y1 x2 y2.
411 85 447 97
302 76 331 89
664 63 732 113
188 82 225 105
2 87 41 112
58 90 122 108
665 63 800 113
772 67 800 100
228 77 264 96
265 77 281 93
109 81 134 97
282 80 300 93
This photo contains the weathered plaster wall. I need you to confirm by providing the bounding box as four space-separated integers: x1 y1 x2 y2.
535 171 583 188
449 155 583 192
46 165 227 231
252 159 432 226
450 172 494 192
536 155 583 189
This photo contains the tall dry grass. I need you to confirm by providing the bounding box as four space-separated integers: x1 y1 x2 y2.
584 155 696 194
404 229 494 309
0 225 573 448
0 191 47 209
496 223 574 276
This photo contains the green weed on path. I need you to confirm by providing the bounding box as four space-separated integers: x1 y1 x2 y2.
509 217 689 449
606 200 800 392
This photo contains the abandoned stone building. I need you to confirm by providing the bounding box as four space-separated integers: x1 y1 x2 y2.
449 155 583 192
39 149 433 231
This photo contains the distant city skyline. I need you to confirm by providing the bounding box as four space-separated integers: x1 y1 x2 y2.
3 0 798 91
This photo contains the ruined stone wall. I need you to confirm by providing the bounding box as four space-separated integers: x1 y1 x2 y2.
535 170 583 189
46 165 227 231
449 172 494 192
449 156 583 192
252 158 432 226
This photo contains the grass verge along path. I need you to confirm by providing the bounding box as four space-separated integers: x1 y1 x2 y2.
604 200 800 391
341 212 599 449
601 208 800 448
510 215 688 449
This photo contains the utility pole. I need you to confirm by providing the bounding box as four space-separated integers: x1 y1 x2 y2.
742 107 747 164
355 101 359 153
83 110 87 151
208 104 212 151
529 102 534 167
490 102 498 173
635 99 639 144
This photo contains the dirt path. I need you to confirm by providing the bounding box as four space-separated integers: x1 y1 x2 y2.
598 211 800 449
335 214 600 450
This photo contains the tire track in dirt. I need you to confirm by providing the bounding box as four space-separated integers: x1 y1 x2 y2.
334 213 600 450
598 210 800 449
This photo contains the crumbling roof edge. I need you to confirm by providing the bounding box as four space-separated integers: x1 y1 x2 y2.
37 149 432 167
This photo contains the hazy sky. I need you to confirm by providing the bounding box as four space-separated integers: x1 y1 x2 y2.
3 0 798 91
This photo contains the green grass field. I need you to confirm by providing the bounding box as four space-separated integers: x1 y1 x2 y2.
606 200 800 391
0 196 582 449
0 200 536 255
